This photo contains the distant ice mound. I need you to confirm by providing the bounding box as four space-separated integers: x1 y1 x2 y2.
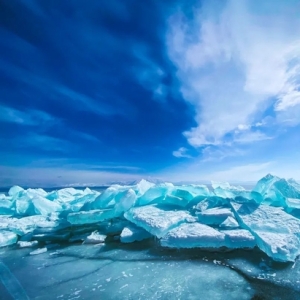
1 174 300 262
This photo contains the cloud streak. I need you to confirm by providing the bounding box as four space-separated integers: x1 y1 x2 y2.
167 0 300 148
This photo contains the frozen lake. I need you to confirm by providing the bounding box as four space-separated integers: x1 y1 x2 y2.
0 241 299 300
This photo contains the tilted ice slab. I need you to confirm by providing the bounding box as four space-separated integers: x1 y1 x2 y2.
197 207 234 225
221 229 256 249
219 216 239 229
8 185 24 197
0 199 14 215
31 195 62 216
253 174 300 207
67 209 117 225
160 223 255 250
120 224 152 243
87 187 119 210
194 196 230 212
212 182 263 203
231 200 300 262
67 192 100 212
136 184 211 208
47 187 83 202
114 189 137 214
160 223 226 249
133 179 155 196
0 231 18 248
98 218 130 235
12 190 62 216
135 184 174 206
0 215 66 237
124 205 194 238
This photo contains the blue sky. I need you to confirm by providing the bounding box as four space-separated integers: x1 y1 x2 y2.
1 0 300 186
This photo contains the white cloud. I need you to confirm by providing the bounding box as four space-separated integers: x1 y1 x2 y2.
234 130 273 144
132 45 168 101
172 147 191 158
201 146 244 162
167 0 300 148
0 105 55 126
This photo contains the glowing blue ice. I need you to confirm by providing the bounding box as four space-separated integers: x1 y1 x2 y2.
124 205 194 238
231 200 300 262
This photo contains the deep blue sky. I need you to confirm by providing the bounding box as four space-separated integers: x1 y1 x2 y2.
1 0 300 186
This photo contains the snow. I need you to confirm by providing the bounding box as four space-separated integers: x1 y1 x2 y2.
83 232 106 244
30 247 47 255
17 241 38 248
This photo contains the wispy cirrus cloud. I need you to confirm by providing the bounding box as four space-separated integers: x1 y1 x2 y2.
132 45 168 101
0 104 55 126
167 0 300 148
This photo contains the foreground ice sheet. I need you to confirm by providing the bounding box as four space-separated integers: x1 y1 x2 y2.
0 244 261 300
1 175 300 262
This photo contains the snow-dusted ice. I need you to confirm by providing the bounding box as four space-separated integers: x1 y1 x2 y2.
160 223 226 248
124 205 194 238
219 216 240 229
221 229 256 249
83 231 106 244
231 200 300 262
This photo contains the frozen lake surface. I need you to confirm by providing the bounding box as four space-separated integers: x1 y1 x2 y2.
0 241 299 300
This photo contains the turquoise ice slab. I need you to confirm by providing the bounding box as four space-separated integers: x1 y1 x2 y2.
0 231 18 248
160 223 226 248
160 223 255 250
67 209 118 225
231 200 300 262
124 205 194 238
120 224 152 243
197 207 234 225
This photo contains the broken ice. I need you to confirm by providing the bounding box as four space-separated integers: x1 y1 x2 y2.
1 174 300 262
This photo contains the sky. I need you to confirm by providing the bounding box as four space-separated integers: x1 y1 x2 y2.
1 0 300 187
